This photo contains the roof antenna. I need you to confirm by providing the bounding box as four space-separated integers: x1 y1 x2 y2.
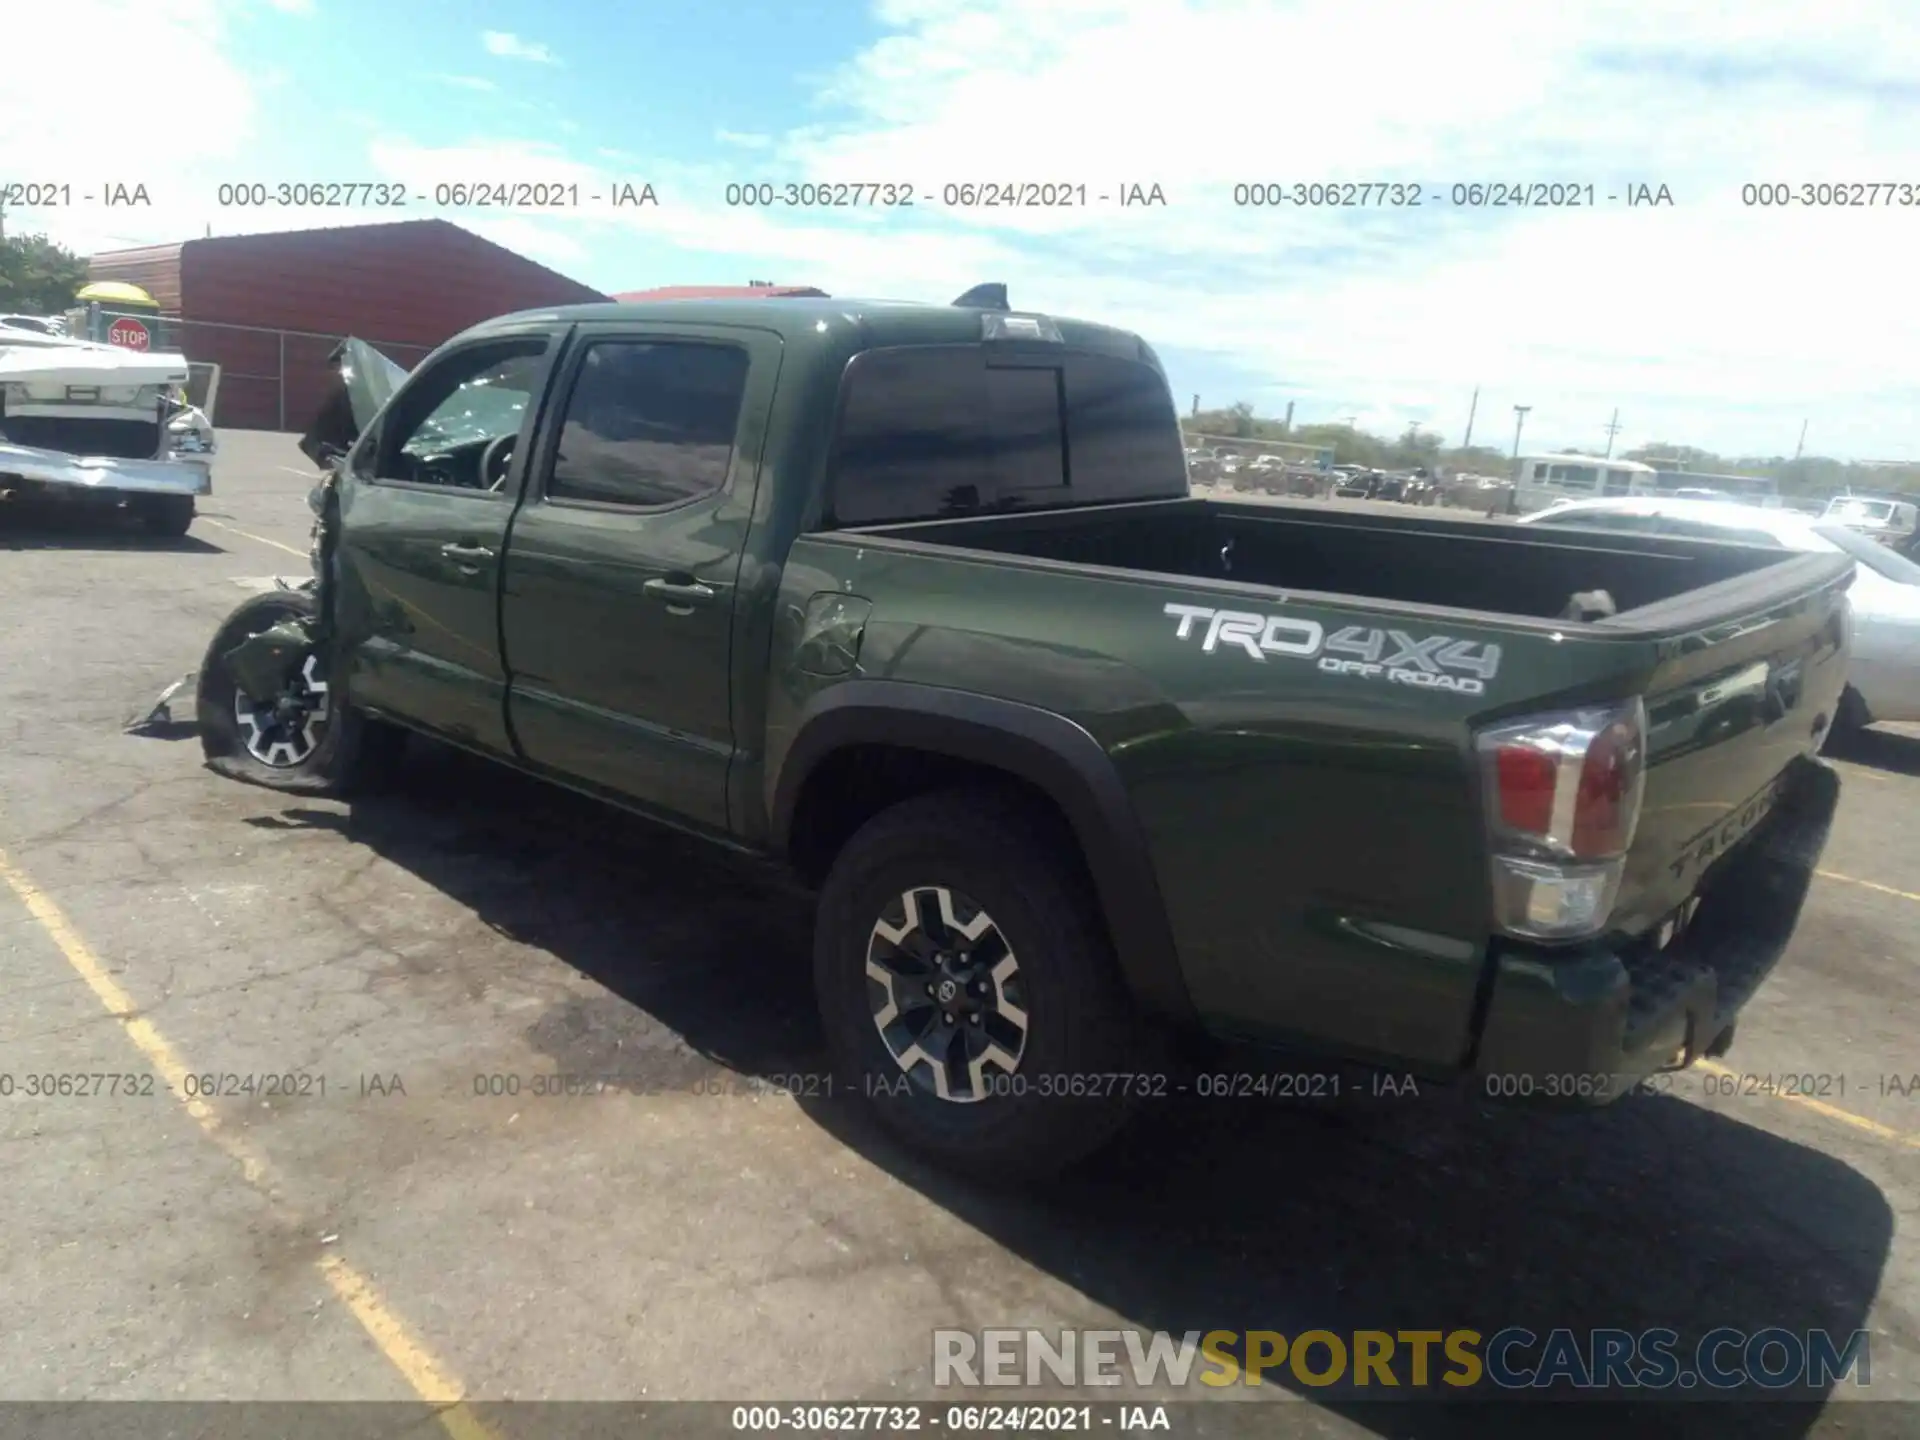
950 283 1009 311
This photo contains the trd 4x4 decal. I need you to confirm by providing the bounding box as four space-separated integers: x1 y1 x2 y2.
1164 603 1502 696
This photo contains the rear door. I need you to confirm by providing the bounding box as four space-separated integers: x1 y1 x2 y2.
500 322 781 833
332 326 561 755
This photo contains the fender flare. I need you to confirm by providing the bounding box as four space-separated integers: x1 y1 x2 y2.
770 680 1195 1025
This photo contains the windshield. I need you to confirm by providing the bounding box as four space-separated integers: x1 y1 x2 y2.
1812 524 1920 585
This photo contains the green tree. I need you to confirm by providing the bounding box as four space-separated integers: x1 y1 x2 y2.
0 231 89 316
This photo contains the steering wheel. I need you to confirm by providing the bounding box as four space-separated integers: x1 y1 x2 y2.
480 434 516 492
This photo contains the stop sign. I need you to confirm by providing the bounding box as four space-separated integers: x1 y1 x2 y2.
106 316 151 350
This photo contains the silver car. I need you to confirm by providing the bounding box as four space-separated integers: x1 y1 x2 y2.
1519 497 1920 736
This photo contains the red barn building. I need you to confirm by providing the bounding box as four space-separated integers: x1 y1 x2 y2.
88 219 606 431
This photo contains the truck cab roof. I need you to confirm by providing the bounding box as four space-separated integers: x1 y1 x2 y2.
463 295 1164 368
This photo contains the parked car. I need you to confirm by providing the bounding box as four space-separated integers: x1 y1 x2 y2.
1520 496 1920 736
0 331 215 534
1822 495 1918 548
193 290 1847 1179
0 313 64 337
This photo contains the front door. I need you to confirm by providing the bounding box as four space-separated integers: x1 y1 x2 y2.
502 323 780 833
333 329 560 755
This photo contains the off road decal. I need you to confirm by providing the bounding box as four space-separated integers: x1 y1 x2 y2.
1164 603 1502 696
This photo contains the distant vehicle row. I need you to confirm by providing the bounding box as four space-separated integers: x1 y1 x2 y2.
1521 496 1920 735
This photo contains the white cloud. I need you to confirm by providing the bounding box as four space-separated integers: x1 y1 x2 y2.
9 1 1914 458
482 30 560 65
433 73 498 93
262 0 313 12
0 0 265 255
753 0 1920 457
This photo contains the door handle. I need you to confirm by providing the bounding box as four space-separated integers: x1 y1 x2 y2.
643 576 717 612
441 542 495 560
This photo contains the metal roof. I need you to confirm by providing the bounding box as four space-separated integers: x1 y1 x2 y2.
610 284 828 301
464 295 1158 363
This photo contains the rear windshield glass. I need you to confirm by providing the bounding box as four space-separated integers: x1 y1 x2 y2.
826 343 1187 526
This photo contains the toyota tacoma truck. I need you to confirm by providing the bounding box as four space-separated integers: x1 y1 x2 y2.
194 289 1850 1177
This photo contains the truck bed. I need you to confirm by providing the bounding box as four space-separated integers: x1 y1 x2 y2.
794 491 1852 1075
841 496 1795 622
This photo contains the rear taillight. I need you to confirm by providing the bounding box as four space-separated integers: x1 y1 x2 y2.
1474 699 1647 941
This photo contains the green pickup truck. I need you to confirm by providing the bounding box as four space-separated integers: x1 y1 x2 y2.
196 288 1851 1177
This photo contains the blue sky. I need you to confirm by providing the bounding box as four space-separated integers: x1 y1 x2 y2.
6 0 1919 461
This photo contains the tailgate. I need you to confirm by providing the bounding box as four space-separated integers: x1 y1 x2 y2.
1606 551 1853 935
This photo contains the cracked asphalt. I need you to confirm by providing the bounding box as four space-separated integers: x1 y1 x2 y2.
2 432 1919 1438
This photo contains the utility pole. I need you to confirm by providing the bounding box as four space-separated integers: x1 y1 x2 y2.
1462 385 1479 449
1794 419 1808 460
1603 409 1622 458
1510 405 1531 468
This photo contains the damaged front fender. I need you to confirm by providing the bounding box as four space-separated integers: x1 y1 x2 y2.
223 618 319 701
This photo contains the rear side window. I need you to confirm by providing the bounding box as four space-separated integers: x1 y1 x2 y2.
827 343 1184 525
546 340 749 508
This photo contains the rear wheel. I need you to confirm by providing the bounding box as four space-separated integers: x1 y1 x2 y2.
135 494 194 537
814 788 1145 1180
196 590 403 794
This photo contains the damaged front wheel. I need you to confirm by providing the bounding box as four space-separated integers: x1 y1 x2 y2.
196 590 402 794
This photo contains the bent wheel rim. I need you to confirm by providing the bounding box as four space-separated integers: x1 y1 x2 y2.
866 886 1028 1103
233 652 330 767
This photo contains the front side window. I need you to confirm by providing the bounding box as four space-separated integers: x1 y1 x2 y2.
1547 464 1599 489
379 338 547 491
546 340 750 508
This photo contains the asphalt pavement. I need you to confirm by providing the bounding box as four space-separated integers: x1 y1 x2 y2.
2 431 1918 1439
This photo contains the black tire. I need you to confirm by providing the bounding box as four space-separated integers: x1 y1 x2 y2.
1826 685 1871 754
814 787 1146 1181
195 589 404 795
137 494 195 537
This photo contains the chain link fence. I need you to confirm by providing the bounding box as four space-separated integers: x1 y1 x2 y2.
62 306 431 431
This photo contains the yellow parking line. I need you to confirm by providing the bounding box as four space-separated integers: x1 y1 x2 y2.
1695 1060 1920 1151
200 515 308 560
0 846 500 1440
1817 869 1920 905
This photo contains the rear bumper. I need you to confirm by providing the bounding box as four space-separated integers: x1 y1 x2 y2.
0 442 212 497
1471 756 1840 1101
